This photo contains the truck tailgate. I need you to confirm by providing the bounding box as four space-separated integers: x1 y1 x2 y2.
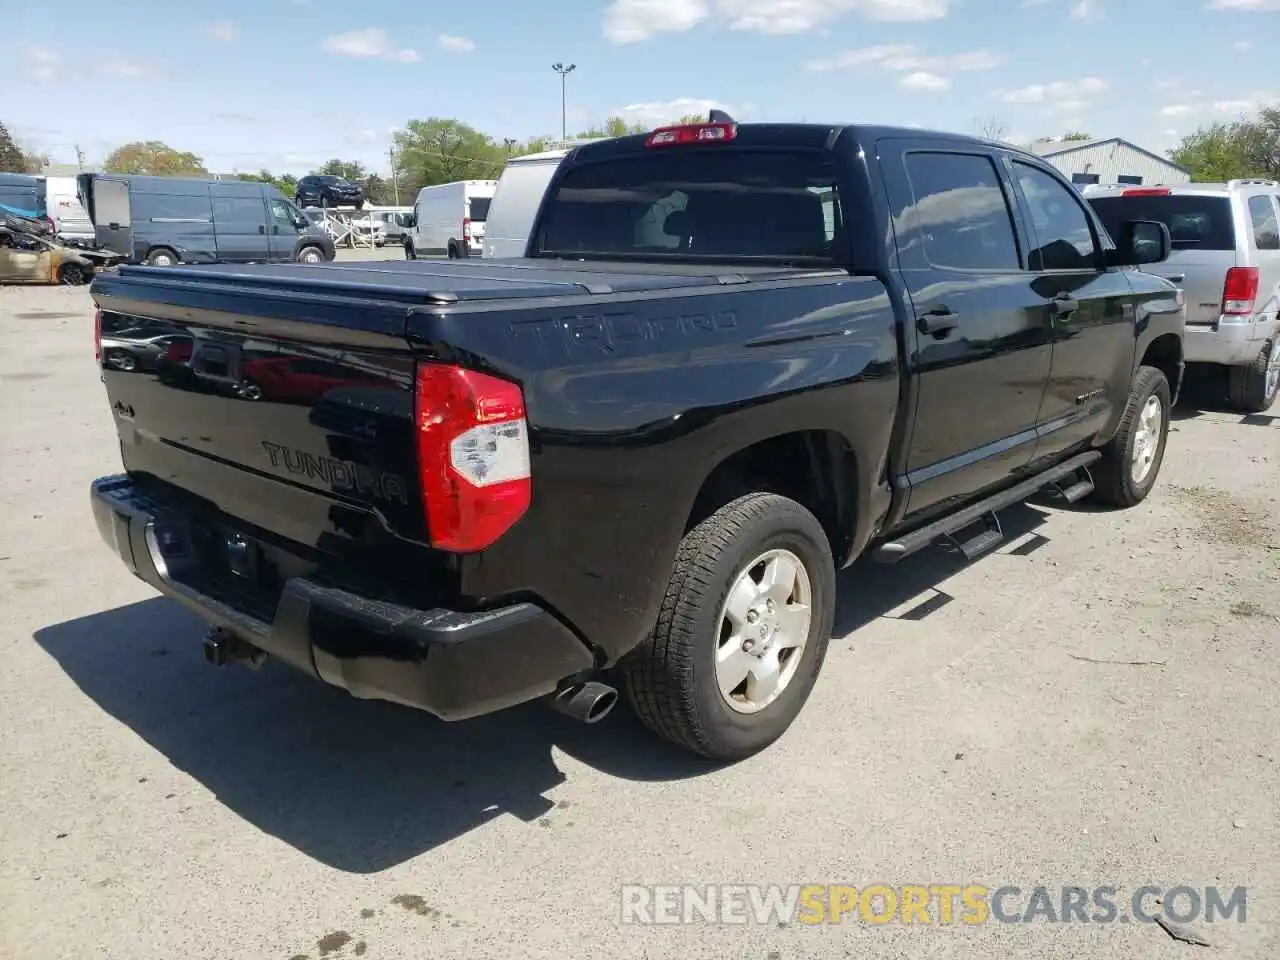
92 265 442 585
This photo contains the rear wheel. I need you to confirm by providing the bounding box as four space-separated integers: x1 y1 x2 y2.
145 248 178 267
621 492 836 761
1091 365 1171 508
1226 339 1279 413
447 242 458 259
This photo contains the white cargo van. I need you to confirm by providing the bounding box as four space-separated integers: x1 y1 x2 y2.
44 176 96 245
481 141 602 259
404 180 497 259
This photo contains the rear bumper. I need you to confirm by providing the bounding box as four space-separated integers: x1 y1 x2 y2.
1184 317 1275 366
90 474 595 720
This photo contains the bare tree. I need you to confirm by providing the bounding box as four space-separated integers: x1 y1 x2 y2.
973 115 1008 142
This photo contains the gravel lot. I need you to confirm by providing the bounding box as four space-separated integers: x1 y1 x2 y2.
1 272 1277 960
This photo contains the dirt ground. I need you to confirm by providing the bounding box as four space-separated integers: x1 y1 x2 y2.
0 276 1276 960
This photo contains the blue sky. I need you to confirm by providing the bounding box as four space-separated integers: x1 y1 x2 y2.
9 0 1278 177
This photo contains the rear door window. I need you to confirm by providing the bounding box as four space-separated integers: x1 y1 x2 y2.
536 149 841 261
901 151 1020 271
1087 194 1236 251
1246 195 1279 251
468 197 492 222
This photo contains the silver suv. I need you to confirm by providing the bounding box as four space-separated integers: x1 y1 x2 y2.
1085 179 1280 412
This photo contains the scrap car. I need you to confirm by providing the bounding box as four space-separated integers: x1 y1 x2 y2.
0 224 125 285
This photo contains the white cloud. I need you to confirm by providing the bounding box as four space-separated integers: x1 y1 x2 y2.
805 43 1000 73
24 46 59 81
1001 77 1106 104
900 71 950 92
437 34 476 53
614 97 735 128
206 19 240 41
1069 0 1099 19
322 28 420 62
604 0 709 42
603 0 949 43
1157 90 1277 120
101 59 159 77
1232 39 1253 50
1208 0 1280 8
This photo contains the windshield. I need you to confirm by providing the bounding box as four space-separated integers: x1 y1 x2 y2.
1088 194 1235 250
535 148 843 262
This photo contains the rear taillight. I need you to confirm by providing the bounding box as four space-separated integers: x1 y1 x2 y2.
1222 266 1259 316
645 122 737 148
462 217 472 243
93 308 102 364
414 364 531 553
165 340 192 363
1122 188 1170 196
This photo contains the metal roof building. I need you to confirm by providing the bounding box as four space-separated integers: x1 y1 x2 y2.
1026 137 1191 188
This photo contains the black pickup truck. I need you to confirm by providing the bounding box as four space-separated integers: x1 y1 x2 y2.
88 118 1185 760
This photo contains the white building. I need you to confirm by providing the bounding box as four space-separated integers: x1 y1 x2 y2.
1027 137 1191 188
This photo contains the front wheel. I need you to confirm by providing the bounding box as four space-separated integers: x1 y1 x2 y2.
621 492 836 761
58 262 88 285
404 239 416 260
1091 365 1171 508
297 246 323 264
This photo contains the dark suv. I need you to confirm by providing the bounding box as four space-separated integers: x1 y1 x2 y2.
294 175 364 210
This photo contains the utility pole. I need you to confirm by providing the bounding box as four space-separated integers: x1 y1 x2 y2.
551 62 576 141
74 144 85 171
388 145 399 206
504 137 516 159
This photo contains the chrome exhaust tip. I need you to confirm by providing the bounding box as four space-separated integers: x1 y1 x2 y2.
546 680 618 724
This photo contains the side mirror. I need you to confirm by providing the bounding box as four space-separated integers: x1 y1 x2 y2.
1108 219 1171 267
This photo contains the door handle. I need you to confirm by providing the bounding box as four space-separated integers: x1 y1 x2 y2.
917 309 959 337
1051 294 1079 318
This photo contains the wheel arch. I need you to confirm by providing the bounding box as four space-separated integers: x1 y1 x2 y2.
683 429 860 568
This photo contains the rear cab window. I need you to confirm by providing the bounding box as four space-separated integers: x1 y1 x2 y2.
1087 193 1236 251
534 148 842 262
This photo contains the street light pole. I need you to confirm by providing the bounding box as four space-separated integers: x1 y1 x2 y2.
551 62 576 141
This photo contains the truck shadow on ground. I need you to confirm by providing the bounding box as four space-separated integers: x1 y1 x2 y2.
31 504 1053 874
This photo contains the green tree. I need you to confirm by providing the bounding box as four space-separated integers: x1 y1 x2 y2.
1061 131 1092 141
317 159 368 181
234 169 298 195
0 121 32 173
394 118 505 192
1170 105 1280 180
104 140 208 176
573 116 649 139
